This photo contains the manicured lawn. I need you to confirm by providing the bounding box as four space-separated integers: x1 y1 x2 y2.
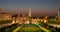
16 24 45 32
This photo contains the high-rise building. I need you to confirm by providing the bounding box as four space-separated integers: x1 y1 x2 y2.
58 9 60 21
29 8 32 24
0 9 1 20
29 8 31 17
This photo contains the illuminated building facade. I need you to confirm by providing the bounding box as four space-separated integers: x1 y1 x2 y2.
0 9 12 21
14 14 29 24
1 13 12 20
58 9 60 21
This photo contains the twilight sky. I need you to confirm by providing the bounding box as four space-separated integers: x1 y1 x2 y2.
0 0 60 16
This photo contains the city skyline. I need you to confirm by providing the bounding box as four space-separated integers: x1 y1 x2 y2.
0 0 60 16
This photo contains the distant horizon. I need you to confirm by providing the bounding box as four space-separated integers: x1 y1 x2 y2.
0 0 60 16
0 8 58 17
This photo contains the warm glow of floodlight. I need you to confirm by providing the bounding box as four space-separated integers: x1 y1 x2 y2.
44 20 47 23
12 21 15 24
34 23 36 24
26 21 29 24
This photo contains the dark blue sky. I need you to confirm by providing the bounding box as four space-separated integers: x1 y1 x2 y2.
0 0 60 16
